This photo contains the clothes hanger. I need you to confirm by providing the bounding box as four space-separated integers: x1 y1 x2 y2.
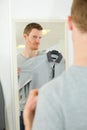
47 50 63 63
51 50 59 55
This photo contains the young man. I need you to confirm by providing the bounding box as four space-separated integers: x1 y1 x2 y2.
17 22 43 75
23 0 87 130
17 22 43 130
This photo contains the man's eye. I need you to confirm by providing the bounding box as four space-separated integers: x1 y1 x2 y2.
39 37 42 39
33 36 37 39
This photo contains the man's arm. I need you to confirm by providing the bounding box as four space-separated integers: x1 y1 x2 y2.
23 89 38 130
23 81 64 130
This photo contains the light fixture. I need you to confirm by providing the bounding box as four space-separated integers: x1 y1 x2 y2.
42 29 50 35
16 45 25 48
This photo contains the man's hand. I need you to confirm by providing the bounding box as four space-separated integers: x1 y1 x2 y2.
23 89 38 130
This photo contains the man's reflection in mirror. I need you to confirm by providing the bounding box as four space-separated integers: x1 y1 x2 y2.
17 22 43 130
17 22 65 130
17 23 43 76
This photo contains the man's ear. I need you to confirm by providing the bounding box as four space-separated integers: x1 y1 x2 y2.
23 33 28 39
67 16 73 30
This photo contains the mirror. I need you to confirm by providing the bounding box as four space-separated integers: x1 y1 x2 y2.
15 19 68 130
16 20 68 61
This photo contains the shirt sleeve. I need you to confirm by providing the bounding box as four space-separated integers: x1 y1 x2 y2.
32 86 65 130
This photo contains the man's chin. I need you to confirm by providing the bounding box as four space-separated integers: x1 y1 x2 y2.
32 48 38 51
33 47 39 50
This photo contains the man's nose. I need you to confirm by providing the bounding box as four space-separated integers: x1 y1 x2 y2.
36 38 40 43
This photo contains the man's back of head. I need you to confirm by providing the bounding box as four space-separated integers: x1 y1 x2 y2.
71 0 87 33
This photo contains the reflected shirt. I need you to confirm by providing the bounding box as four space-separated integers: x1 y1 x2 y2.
18 52 65 112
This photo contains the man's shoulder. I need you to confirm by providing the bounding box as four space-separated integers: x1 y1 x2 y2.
17 53 23 59
17 53 27 67
39 67 75 95
40 65 87 98
38 50 46 55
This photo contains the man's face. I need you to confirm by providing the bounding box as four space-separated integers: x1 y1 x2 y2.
24 28 42 50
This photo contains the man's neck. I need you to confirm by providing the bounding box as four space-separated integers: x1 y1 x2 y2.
73 33 87 67
22 48 38 58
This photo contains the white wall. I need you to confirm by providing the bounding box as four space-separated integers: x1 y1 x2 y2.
0 0 19 130
0 0 73 130
12 0 73 66
12 0 72 19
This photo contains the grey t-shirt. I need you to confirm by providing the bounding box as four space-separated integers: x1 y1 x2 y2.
18 53 65 112
32 66 87 130
17 51 46 112
17 50 46 68
19 54 65 90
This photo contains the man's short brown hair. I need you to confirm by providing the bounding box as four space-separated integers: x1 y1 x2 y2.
23 22 43 35
71 0 87 32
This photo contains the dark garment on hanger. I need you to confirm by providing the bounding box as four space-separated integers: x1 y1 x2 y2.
0 81 5 130
47 50 63 78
